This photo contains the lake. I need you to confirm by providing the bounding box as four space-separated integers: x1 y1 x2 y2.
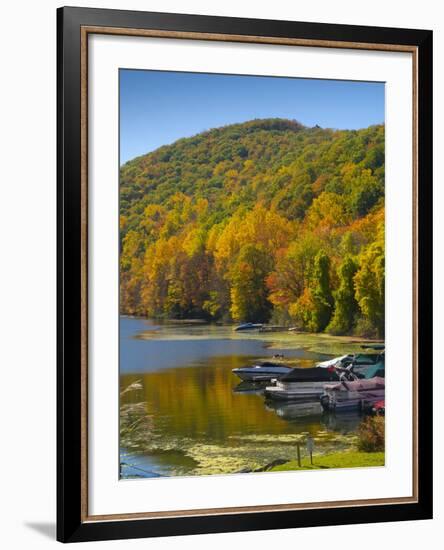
119 316 367 478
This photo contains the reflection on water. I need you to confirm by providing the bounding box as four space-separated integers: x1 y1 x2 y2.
120 317 329 373
120 317 365 478
233 381 268 395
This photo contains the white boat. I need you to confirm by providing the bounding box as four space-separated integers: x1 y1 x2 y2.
264 366 348 400
264 381 329 400
320 377 385 412
316 350 385 379
316 346 385 370
232 362 293 382
315 355 352 368
263 345 385 401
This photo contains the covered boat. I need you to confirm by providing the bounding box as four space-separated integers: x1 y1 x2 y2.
232 362 293 382
316 348 385 378
316 348 384 369
264 354 384 401
353 357 384 379
263 366 349 400
320 377 385 412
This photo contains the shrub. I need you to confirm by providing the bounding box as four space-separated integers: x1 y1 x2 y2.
354 317 379 339
357 415 385 452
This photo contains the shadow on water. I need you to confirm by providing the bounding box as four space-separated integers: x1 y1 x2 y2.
264 399 363 432
233 381 268 394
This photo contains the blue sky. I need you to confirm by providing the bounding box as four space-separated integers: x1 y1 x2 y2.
120 69 384 164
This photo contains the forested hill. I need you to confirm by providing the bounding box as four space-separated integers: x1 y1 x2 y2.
120 118 385 337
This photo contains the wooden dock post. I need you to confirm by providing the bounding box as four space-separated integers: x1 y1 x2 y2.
296 443 301 467
306 436 314 465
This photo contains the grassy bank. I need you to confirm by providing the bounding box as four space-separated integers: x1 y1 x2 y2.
270 451 385 472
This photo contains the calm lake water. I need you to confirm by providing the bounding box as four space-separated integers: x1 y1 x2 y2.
119 316 366 478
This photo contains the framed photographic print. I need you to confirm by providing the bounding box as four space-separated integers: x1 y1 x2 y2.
57 6 433 543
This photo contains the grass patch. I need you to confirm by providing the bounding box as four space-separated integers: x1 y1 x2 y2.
270 451 385 471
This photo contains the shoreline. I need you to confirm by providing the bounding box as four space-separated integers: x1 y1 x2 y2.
258 450 385 473
120 315 384 343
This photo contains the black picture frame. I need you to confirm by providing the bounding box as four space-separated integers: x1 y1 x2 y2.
57 6 433 543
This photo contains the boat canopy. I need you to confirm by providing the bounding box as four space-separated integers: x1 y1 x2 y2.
280 367 340 383
360 362 385 379
257 361 290 368
352 353 383 365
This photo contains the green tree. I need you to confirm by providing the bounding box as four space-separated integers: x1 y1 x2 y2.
310 251 334 331
291 251 333 332
342 164 383 217
327 256 358 334
354 231 385 337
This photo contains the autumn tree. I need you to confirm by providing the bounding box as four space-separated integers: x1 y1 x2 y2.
119 119 385 332
229 244 273 322
267 232 321 311
306 191 350 232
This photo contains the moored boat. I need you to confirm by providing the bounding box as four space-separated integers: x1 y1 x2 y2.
264 365 352 401
234 322 263 331
315 355 353 369
320 377 385 412
232 361 293 382
315 346 385 379
316 345 384 369
264 348 384 401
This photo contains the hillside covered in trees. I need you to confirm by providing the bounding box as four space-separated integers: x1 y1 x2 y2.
120 118 385 337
